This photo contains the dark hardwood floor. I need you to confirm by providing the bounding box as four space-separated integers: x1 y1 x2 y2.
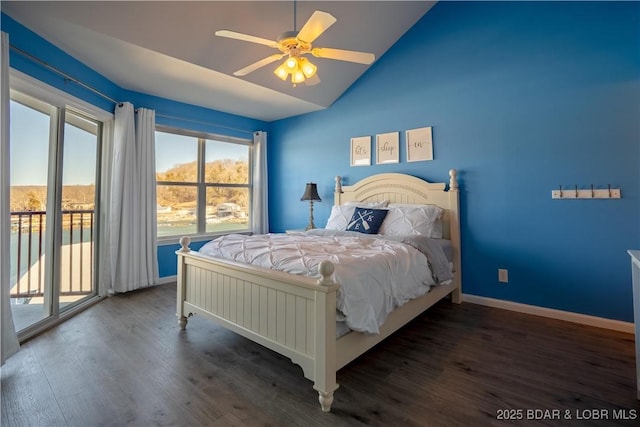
2 282 638 427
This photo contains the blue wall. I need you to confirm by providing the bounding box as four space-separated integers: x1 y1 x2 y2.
269 1 640 322
4 2 640 322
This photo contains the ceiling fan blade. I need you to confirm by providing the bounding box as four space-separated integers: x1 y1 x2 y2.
311 47 375 65
304 74 321 86
296 11 337 44
233 54 285 76
215 30 277 47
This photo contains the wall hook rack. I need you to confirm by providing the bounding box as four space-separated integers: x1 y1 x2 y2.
551 184 621 199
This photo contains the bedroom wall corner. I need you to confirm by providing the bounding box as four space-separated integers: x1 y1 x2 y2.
268 1 640 323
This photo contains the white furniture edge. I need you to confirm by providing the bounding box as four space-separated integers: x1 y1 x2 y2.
628 250 640 400
463 294 634 334
175 170 461 412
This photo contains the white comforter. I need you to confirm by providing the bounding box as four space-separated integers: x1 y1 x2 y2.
199 230 448 334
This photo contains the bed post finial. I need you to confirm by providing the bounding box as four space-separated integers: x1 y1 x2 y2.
449 169 458 190
317 261 335 286
334 176 343 194
179 236 191 252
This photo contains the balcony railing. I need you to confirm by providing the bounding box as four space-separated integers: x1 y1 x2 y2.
10 210 94 300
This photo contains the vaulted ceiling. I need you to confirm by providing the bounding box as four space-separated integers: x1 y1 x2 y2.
2 1 436 121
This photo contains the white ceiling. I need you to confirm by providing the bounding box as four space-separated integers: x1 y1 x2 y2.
1 1 436 121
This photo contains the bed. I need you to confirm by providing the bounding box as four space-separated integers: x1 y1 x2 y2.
175 170 461 412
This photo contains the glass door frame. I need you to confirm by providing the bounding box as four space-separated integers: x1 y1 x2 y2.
10 70 111 342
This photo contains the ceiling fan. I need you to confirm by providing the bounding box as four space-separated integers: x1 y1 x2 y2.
215 4 375 86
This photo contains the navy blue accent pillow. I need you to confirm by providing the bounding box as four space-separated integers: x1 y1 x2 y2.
346 207 388 234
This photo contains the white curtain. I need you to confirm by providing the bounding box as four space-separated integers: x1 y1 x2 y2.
251 131 269 234
101 102 158 294
1 31 20 365
134 108 158 288
98 119 114 296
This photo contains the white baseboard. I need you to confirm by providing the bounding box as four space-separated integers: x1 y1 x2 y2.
157 275 177 285
462 294 634 334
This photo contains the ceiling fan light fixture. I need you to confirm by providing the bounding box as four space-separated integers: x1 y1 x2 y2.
273 56 313 85
274 63 288 80
216 8 375 87
299 57 317 78
285 56 298 71
292 68 306 84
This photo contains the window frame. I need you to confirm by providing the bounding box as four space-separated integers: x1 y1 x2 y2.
155 125 253 243
9 70 109 342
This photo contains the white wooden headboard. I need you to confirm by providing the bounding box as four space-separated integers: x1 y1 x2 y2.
333 170 461 292
334 170 459 238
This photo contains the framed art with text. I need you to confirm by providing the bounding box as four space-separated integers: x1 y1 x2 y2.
350 136 371 166
376 132 399 164
406 126 433 162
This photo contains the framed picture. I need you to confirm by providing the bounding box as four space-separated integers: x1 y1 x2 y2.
376 132 399 164
406 126 433 162
350 136 371 166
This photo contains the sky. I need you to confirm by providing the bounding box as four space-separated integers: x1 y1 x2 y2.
10 100 96 186
155 131 197 174
10 100 51 186
10 100 249 186
155 131 248 174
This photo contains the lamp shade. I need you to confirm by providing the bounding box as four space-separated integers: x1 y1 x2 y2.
274 63 288 80
292 69 306 84
300 183 321 201
299 57 317 78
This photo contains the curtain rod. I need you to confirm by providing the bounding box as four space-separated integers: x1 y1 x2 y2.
10 44 258 136
10 44 120 104
154 112 255 136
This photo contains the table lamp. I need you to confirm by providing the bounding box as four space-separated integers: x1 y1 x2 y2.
300 183 321 230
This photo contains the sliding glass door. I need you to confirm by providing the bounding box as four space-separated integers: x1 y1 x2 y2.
58 110 100 313
9 93 52 330
9 91 101 335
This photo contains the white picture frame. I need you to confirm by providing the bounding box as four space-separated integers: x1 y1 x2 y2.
350 136 371 166
406 126 433 162
376 132 399 164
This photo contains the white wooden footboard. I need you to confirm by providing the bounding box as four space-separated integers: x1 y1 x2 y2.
176 237 340 411
175 170 462 412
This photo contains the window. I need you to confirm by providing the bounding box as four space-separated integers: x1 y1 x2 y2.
155 127 251 238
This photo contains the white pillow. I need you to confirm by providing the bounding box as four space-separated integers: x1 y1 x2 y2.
387 203 445 238
344 200 389 208
379 205 443 238
325 205 356 230
431 219 444 239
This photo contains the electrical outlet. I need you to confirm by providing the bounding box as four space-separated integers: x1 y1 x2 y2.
498 269 508 283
